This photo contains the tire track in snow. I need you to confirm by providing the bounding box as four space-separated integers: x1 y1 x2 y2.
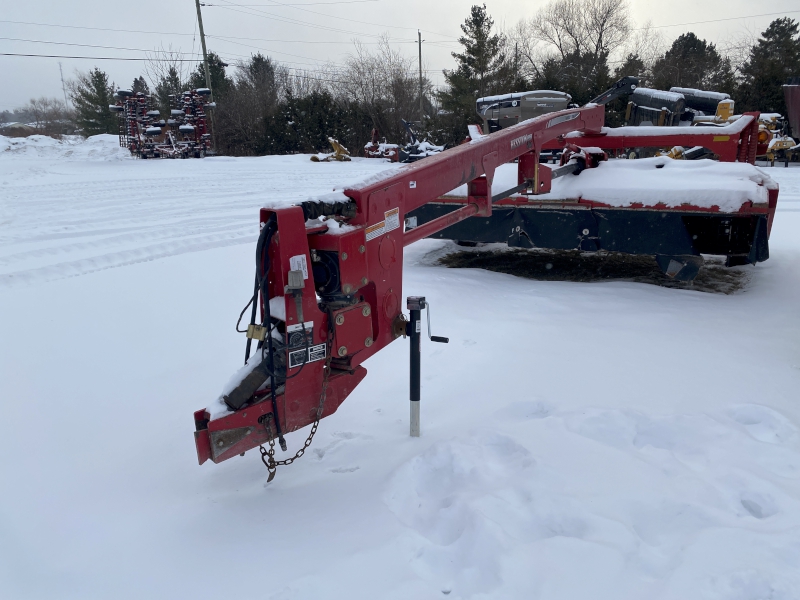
1 140 400 289
0 231 257 290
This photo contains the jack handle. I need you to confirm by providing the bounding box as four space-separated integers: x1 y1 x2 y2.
424 301 449 344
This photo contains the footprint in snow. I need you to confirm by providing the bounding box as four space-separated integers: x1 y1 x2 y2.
727 404 799 445
330 466 360 473
740 492 778 519
495 400 553 421
312 431 369 460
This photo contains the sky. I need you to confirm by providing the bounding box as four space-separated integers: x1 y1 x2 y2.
1 0 799 111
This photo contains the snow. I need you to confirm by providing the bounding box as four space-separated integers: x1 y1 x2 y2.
477 90 569 104
364 141 399 150
669 87 730 101
446 157 776 212
632 87 685 103
769 135 797 149
567 113 755 139
2 134 800 599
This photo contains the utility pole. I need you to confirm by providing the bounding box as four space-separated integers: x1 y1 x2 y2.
194 0 217 152
418 30 424 126
58 62 69 136
58 63 69 108
194 0 213 98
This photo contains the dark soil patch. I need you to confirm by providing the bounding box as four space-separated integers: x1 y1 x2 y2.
438 248 749 294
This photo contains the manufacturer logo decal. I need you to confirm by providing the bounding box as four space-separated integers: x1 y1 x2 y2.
510 133 532 150
546 112 579 128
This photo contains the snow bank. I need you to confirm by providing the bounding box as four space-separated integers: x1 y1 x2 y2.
446 157 777 212
0 134 130 161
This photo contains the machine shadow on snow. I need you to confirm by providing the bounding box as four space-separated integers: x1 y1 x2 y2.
437 247 750 294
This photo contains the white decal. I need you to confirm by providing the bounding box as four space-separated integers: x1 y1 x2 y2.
365 220 385 242
289 343 327 369
546 112 580 128
510 133 532 149
409 181 417 189
384 207 400 234
289 254 309 279
286 321 314 333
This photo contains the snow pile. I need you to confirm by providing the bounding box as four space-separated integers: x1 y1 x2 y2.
446 157 777 212
0 133 130 161
379 404 800 596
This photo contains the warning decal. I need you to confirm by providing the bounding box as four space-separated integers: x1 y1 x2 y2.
288 343 327 369
289 254 309 279
366 220 385 242
384 207 400 234
366 207 401 242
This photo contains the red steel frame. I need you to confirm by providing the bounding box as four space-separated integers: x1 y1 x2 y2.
542 112 763 163
193 105 773 465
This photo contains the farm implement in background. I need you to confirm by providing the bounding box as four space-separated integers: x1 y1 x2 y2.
193 101 780 479
413 112 775 280
110 88 214 159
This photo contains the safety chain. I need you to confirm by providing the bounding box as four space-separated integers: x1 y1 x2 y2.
259 337 334 483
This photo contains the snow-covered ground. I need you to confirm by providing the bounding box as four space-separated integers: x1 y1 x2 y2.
1 135 800 599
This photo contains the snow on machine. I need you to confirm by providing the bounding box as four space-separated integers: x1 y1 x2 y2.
110 88 214 158
193 101 780 478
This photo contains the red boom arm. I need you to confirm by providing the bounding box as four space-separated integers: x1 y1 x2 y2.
193 104 608 465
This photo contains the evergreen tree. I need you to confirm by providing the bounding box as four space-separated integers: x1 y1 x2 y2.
651 33 735 94
738 18 800 114
131 76 149 95
262 91 348 154
189 52 232 97
614 54 647 85
439 5 508 142
154 65 184 114
69 68 116 136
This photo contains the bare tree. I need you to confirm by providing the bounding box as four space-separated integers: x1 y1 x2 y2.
332 35 431 142
621 21 667 70
529 0 631 60
144 46 191 93
218 54 288 154
25 97 70 137
721 25 759 78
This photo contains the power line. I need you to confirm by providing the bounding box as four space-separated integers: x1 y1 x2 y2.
214 0 459 41
0 36 201 54
207 34 335 64
0 52 201 61
208 4 388 39
0 17 409 46
0 19 197 37
639 9 800 30
203 0 379 4
210 33 414 44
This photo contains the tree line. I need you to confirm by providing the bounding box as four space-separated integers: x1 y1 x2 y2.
3 0 799 150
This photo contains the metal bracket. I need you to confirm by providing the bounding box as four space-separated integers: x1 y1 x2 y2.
246 324 268 341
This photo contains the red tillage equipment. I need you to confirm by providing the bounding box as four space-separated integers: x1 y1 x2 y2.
193 104 779 477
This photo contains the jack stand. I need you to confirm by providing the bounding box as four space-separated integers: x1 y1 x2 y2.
406 296 449 437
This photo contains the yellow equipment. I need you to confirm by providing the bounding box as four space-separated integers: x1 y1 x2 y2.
310 138 351 162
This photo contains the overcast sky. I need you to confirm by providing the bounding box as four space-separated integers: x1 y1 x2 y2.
1 0 799 111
